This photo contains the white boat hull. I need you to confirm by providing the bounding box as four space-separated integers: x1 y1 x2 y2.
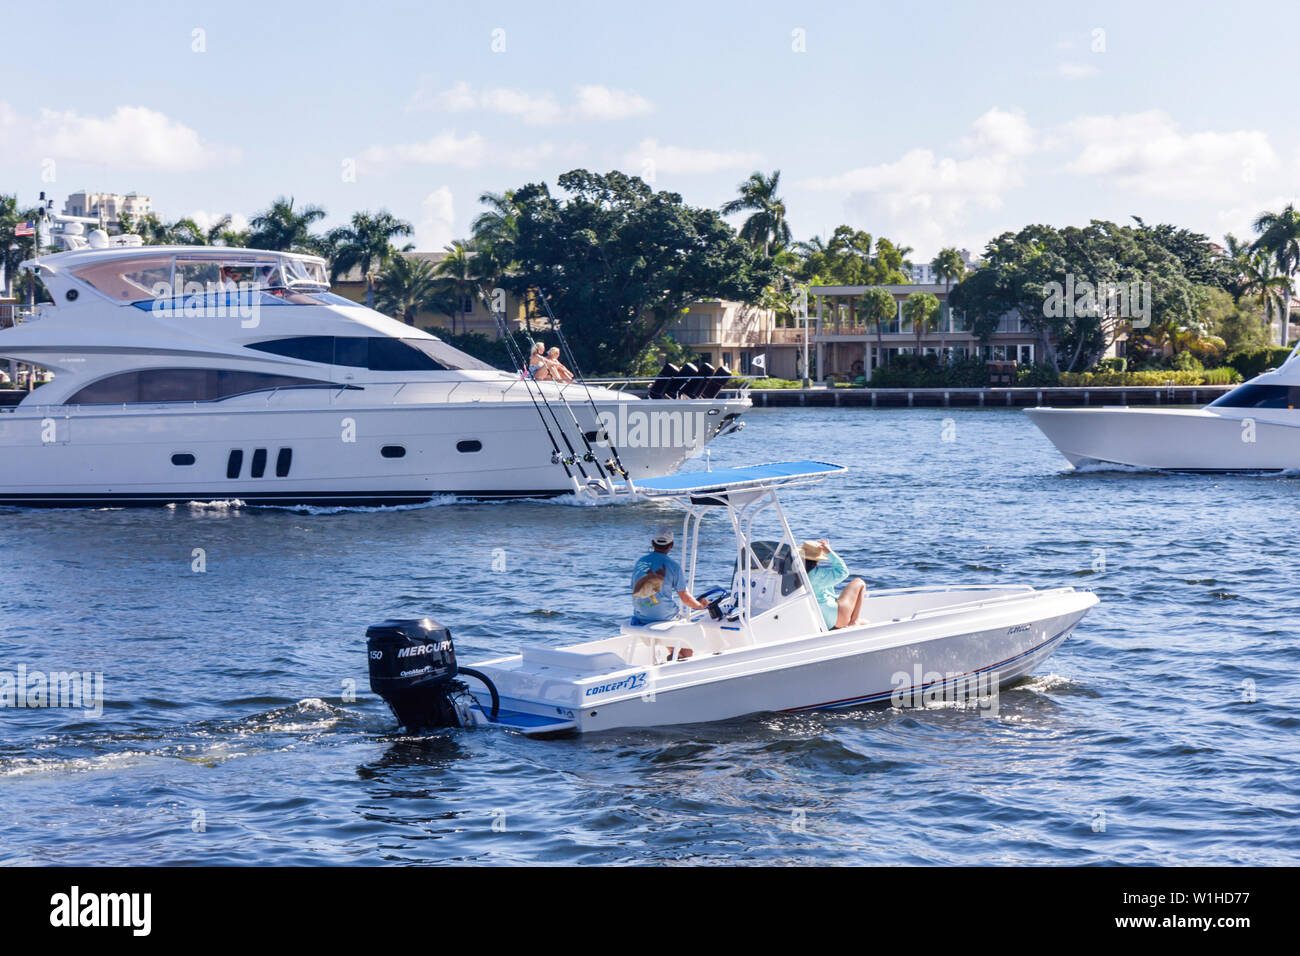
1025 406 1300 471
0 394 747 506
468 586 1097 736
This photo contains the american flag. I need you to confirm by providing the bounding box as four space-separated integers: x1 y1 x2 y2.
13 220 35 237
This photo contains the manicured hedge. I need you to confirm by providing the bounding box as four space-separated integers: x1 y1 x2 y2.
1058 368 1241 386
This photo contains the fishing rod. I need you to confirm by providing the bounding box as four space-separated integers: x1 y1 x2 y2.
513 297 615 486
473 286 578 490
477 286 594 488
482 290 594 483
535 290 631 481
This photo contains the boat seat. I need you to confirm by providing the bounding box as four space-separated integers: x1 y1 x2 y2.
620 619 709 659
520 645 630 674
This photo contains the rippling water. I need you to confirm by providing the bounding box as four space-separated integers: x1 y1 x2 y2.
2 406 1297 865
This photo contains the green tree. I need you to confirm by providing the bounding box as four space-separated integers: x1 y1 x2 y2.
952 221 1202 372
1238 250 1290 335
118 213 208 244
0 195 41 298
433 240 481 335
720 170 791 256
858 286 898 377
932 247 967 358
1251 204 1300 344
1201 285 1272 354
248 196 327 253
508 169 774 373
903 291 941 354
469 190 538 332
374 254 440 325
326 210 414 309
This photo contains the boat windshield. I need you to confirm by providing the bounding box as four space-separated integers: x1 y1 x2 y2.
73 253 330 303
1207 382 1300 410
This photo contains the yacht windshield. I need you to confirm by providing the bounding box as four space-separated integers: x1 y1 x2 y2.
281 257 329 291
74 253 329 303
1208 383 1300 409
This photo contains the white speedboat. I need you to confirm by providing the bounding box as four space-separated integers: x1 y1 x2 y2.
0 240 747 506
1026 353 1300 471
366 461 1098 736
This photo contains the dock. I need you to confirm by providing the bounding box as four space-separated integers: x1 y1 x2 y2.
747 385 1233 408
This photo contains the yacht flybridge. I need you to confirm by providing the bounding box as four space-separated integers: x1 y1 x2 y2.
0 243 748 506
366 461 1098 737
1027 349 1300 471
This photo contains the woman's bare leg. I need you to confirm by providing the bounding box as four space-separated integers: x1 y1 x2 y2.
835 578 867 628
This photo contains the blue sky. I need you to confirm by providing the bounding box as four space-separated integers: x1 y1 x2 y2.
3 0 1297 259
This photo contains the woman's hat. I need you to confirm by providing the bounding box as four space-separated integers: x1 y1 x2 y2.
798 540 829 562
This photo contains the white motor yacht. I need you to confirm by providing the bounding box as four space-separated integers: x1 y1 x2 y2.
1026 352 1300 471
0 241 747 506
366 461 1098 736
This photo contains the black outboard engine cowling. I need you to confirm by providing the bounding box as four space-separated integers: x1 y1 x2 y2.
367 618 464 731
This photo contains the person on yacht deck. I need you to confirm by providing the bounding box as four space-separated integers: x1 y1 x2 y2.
527 342 552 380
545 347 575 382
800 539 868 629
631 530 710 660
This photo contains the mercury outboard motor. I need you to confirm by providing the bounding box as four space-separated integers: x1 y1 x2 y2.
366 618 499 731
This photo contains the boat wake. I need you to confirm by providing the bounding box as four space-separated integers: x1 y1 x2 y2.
0 698 370 779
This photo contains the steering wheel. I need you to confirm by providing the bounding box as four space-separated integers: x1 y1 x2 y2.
695 586 730 621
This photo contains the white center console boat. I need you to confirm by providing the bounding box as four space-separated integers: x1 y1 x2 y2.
366 461 1099 736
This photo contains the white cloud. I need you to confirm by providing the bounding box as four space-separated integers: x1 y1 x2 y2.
622 138 761 176
360 130 561 171
799 108 1035 254
415 187 456 251
1057 62 1098 79
963 107 1035 157
1063 110 1279 201
360 130 490 168
187 209 250 235
407 80 651 125
573 85 653 121
16 104 240 170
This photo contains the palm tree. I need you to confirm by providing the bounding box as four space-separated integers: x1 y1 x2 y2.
326 210 414 309
248 196 327 253
471 190 519 256
720 170 791 256
433 240 480 334
1251 204 1300 343
374 254 440 325
1222 233 1255 304
118 213 207 244
903 291 941 355
859 287 897 379
931 247 967 361
470 191 533 331
1240 251 1291 336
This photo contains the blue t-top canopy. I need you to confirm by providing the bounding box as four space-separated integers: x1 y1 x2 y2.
628 460 846 497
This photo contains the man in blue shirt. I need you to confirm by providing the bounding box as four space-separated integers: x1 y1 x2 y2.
631 530 710 659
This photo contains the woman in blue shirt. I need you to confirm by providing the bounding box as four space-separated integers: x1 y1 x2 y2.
800 539 869 630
